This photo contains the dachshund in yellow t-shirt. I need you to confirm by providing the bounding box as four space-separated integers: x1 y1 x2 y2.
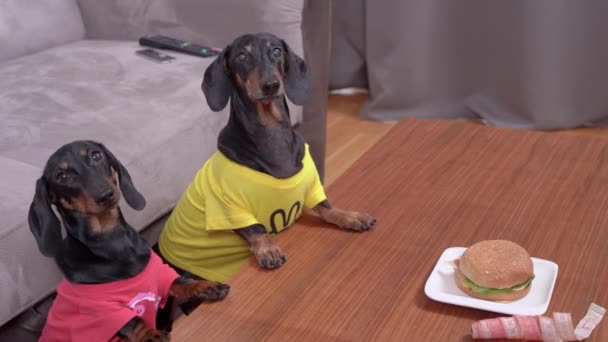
157 33 376 283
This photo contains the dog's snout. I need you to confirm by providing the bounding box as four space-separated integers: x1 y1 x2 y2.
262 80 280 96
95 189 114 205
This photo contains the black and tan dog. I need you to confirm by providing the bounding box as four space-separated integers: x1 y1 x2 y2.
28 141 229 342
156 33 376 283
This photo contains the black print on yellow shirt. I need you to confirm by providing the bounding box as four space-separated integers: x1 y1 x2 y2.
269 201 301 234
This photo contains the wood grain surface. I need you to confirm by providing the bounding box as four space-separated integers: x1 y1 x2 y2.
172 119 608 341
325 94 394 186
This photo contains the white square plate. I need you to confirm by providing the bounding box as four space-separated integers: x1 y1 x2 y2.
424 247 559 316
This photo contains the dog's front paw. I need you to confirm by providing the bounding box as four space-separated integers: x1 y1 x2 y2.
170 280 230 302
204 282 231 301
253 244 287 269
191 281 230 301
141 329 170 342
331 209 376 232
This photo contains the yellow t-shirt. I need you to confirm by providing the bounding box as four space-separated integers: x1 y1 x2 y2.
159 144 327 282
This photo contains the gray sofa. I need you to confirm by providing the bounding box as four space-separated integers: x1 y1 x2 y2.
0 0 330 338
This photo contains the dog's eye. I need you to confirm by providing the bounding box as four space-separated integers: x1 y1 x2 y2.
272 48 282 57
56 172 69 184
237 52 247 61
91 151 102 162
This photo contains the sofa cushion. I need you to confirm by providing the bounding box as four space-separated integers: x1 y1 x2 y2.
77 0 304 52
0 157 60 326
0 39 233 325
0 0 86 62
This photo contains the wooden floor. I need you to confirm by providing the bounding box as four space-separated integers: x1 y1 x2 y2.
325 94 394 185
324 94 608 186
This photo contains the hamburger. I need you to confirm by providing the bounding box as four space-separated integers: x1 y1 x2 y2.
454 240 534 302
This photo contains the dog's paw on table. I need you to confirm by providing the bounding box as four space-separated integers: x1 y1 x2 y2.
254 244 287 269
314 205 377 232
138 329 171 342
176 282 230 316
204 282 231 301
170 280 230 301
190 281 230 301
333 210 377 232
343 211 376 232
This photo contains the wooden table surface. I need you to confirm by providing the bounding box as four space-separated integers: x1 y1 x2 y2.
172 119 608 341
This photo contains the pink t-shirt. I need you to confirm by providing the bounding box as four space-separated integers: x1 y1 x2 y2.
40 251 179 342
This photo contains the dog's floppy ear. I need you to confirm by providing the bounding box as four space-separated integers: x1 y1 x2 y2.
98 143 146 211
28 178 62 257
282 40 310 106
202 45 233 111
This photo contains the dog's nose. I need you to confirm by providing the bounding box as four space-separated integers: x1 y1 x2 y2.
95 189 114 205
262 80 280 96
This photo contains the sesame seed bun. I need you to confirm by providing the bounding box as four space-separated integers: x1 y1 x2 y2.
456 240 534 302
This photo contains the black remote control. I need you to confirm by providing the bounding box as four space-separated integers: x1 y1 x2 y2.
139 35 219 58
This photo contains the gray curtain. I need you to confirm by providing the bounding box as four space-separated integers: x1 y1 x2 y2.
330 0 608 129
299 0 332 182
